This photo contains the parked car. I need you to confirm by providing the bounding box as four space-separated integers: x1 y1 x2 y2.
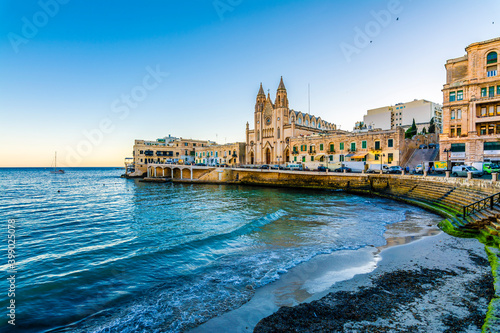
428 143 438 149
287 163 303 171
270 164 284 170
317 166 327 172
333 166 352 173
260 164 270 170
387 166 403 174
194 163 207 166
419 144 428 149
451 165 483 177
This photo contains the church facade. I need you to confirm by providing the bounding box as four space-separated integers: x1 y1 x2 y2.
246 77 336 165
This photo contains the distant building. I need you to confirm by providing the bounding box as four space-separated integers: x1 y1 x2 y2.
246 77 337 165
195 142 246 166
133 136 212 173
440 37 500 164
362 99 442 133
289 127 406 170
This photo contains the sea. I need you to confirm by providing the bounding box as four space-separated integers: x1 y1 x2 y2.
0 168 442 332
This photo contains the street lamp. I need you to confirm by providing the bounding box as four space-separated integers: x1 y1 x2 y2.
380 153 385 174
443 148 451 171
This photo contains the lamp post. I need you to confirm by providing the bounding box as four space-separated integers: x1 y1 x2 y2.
380 153 385 174
444 148 451 171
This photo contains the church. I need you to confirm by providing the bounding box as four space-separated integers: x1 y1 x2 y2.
245 77 337 165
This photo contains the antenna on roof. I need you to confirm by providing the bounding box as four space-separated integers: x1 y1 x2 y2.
308 83 310 115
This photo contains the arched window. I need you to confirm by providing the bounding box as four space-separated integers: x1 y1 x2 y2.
305 119 309 126
297 118 302 125
487 52 498 77
487 52 498 64
311 121 315 127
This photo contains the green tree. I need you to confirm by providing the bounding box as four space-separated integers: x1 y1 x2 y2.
428 117 435 134
422 127 427 134
405 119 417 139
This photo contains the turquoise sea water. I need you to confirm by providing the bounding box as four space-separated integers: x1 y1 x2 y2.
0 168 441 332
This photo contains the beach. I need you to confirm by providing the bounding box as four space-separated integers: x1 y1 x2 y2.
191 214 493 333
254 230 493 332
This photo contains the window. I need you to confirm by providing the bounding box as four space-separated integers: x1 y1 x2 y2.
277 128 280 139
329 144 334 152
340 142 344 150
451 143 465 152
457 126 461 137
451 110 455 120
487 66 497 77
482 88 487 97
480 126 487 135
329 155 333 161
489 124 495 135
490 86 495 98
388 139 393 148
375 154 379 161
481 107 487 116
320 144 324 151
485 142 500 151
362 140 367 149
457 109 462 119
297 118 302 125
487 52 498 64
457 90 463 100
184 143 188 146
302 156 306 162
311 156 314 162
374 141 380 150
340 155 344 162
490 106 495 116
449 91 456 102
305 119 309 126
388 153 393 163
294 156 297 162
497 106 500 115
450 128 455 137
350 142 356 151
498 86 500 95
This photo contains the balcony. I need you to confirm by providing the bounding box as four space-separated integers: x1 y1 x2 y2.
308 149 316 154
292 150 299 155
328 149 335 154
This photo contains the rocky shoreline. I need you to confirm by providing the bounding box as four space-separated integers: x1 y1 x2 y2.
254 233 493 333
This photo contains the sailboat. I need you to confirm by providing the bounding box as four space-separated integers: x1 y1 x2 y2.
51 152 65 174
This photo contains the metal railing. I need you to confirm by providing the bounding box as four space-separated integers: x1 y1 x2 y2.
463 191 500 217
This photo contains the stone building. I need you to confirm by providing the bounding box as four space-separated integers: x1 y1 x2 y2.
133 136 212 173
440 37 500 164
245 77 336 165
194 142 246 166
289 127 405 170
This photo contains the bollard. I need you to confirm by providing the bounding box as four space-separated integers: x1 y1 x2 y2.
344 168 347 174
467 172 472 180
493 173 498 182
445 171 450 178
423 170 427 177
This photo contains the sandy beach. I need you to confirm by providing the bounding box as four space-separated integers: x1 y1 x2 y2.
254 231 493 332
191 212 493 333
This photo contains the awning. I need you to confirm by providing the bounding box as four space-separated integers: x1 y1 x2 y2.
350 152 367 159
345 153 354 157
314 154 325 161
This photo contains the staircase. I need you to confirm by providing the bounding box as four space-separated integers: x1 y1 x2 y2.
444 192 500 233
404 148 439 170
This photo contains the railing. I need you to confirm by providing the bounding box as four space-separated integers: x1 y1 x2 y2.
463 192 500 217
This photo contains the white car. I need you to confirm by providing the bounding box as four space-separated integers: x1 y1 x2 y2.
451 165 483 177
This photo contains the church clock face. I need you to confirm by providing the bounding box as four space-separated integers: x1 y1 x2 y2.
265 117 271 125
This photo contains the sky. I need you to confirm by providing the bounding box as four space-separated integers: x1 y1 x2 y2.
0 0 499 167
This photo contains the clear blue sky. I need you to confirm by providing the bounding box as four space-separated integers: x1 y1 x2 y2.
1 0 498 167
